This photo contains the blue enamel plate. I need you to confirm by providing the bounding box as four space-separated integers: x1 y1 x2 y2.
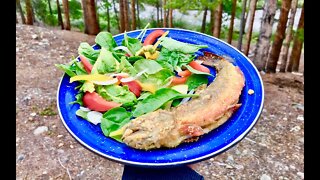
57 28 264 168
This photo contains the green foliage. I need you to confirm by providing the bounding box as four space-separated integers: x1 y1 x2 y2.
256 0 265 10
297 0 304 8
71 19 85 31
294 28 304 42
69 0 83 20
32 0 57 25
23 0 83 28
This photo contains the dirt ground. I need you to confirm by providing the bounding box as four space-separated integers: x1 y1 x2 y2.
16 24 304 180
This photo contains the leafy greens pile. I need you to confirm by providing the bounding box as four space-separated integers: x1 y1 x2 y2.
56 28 211 142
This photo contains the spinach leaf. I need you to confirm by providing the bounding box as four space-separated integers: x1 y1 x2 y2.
137 68 174 91
73 61 88 75
133 59 163 74
186 74 208 90
184 65 213 77
75 109 88 119
70 91 84 106
159 37 208 54
137 92 152 101
91 47 119 74
100 107 132 141
122 33 142 55
80 81 95 93
55 64 77 77
119 56 137 76
96 85 137 105
126 55 145 64
132 88 199 117
95 32 117 51
78 42 100 64
55 58 87 77
112 52 122 62
156 48 195 71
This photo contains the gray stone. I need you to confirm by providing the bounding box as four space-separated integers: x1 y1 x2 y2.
296 115 304 121
297 172 304 179
33 126 48 135
260 174 271 180
298 137 304 144
16 154 25 162
57 149 65 154
292 103 304 111
226 155 234 163
31 34 38 39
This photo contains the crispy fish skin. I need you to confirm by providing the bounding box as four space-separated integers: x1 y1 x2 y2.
122 59 245 150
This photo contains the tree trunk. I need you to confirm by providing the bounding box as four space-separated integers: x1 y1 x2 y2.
25 0 33 25
237 0 247 51
279 0 298 72
227 0 236 44
136 0 140 28
244 0 251 26
252 0 277 71
62 0 71 30
81 0 100 35
163 0 167 27
32 5 36 23
48 0 53 15
213 1 223 38
160 0 163 26
56 0 64 29
126 0 131 30
16 0 26 24
266 0 292 73
131 0 136 30
112 0 120 31
244 0 258 56
107 2 111 32
210 9 214 34
287 4 304 72
119 0 125 32
156 3 160 26
123 0 130 31
201 6 208 33
168 3 173 28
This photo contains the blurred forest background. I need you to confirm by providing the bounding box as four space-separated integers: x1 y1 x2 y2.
16 0 304 73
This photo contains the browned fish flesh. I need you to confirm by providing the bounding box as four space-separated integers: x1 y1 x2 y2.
122 57 245 150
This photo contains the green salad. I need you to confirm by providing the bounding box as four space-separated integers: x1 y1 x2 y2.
56 25 212 142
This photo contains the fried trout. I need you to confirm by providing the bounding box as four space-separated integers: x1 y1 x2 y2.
122 56 245 150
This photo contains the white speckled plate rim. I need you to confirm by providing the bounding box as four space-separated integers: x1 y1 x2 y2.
56 28 265 167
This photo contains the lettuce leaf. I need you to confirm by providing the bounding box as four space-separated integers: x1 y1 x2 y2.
91 47 119 74
75 109 88 120
80 81 95 93
100 107 132 141
96 85 137 106
156 47 195 71
184 64 213 77
55 64 77 77
133 59 163 74
122 33 142 55
132 88 199 117
95 32 117 51
186 74 208 90
78 42 100 64
119 56 137 76
55 58 87 77
137 68 174 90
159 37 208 54
70 91 84 106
